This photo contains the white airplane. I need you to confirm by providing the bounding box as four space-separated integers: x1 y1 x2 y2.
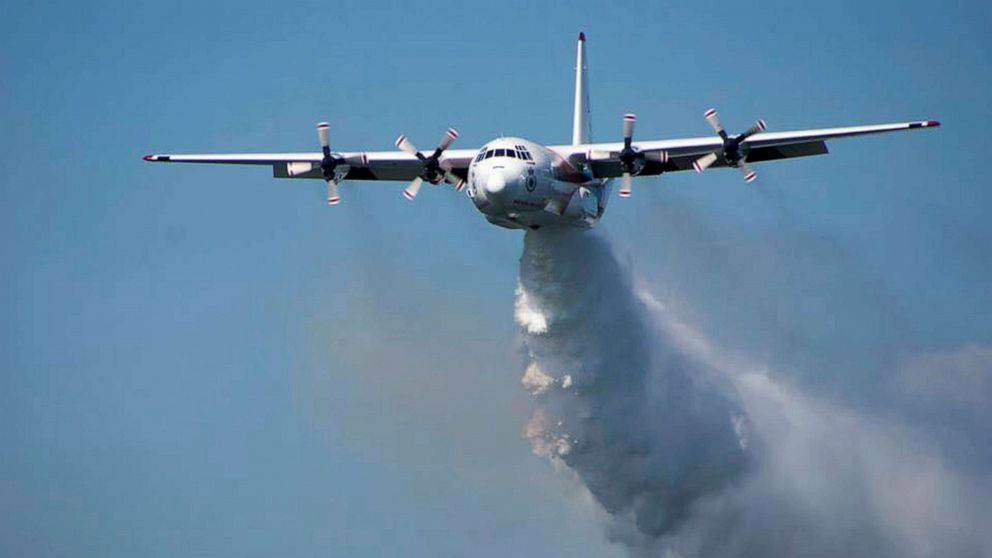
144 32 940 230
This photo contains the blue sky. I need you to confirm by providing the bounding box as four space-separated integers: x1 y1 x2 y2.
2 1 990 556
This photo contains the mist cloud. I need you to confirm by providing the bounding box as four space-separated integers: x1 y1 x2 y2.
899 344 992 422
516 228 749 538
515 227 991 557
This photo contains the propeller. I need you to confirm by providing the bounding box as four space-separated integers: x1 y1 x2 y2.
692 108 766 183
317 122 367 205
613 114 668 198
618 114 637 197
395 128 465 201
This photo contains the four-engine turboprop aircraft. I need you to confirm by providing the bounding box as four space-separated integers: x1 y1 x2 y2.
144 33 940 230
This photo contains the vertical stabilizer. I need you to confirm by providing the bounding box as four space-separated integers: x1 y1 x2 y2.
572 32 591 145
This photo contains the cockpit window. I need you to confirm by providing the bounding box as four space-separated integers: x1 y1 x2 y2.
477 146 532 161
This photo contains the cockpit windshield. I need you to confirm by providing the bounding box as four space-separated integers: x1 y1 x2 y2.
474 144 534 162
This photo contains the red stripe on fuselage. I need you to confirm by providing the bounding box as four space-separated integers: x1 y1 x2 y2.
548 150 591 185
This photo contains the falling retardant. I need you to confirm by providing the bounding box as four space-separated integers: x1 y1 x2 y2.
515 228 750 538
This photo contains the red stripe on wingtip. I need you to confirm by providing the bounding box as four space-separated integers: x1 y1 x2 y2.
693 161 703 173
142 154 154 161
926 120 941 127
624 113 636 120
402 190 415 200
704 109 717 118
618 190 631 198
328 197 340 205
578 32 585 41
317 123 329 129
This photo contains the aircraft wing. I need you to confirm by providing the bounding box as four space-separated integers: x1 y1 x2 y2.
142 148 478 182
556 120 941 179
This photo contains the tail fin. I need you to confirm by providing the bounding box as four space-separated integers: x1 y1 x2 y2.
572 32 591 145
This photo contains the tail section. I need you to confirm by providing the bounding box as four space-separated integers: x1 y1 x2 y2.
572 32 591 145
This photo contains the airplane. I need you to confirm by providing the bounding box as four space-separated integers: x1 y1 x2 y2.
143 32 940 231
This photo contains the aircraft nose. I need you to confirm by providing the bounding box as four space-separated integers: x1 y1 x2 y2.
484 172 506 194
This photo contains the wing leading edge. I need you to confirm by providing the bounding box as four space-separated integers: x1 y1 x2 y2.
142 149 478 182
143 120 939 182
557 119 940 179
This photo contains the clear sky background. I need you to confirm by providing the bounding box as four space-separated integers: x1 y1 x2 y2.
2 1 990 556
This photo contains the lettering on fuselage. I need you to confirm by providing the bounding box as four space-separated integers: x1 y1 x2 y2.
513 199 544 209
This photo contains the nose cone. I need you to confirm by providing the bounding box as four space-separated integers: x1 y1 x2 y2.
473 161 523 213
484 172 506 194
481 170 523 210
479 171 515 211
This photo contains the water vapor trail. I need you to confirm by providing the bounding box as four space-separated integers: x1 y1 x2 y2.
515 228 749 538
515 226 992 557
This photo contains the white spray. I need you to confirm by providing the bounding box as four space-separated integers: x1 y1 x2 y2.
515 225 992 557
515 228 750 538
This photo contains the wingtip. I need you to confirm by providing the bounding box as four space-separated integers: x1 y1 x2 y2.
578 31 585 42
142 154 154 161
926 120 941 127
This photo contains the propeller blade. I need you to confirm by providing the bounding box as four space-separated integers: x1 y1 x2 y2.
326 179 340 205
645 150 669 164
586 149 614 161
623 113 636 142
739 163 757 183
402 177 424 201
704 108 725 136
317 122 330 152
741 119 767 139
692 152 719 173
618 172 632 198
343 153 368 167
395 135 419 156
444 171 466 191
436 158 465 190
438 128 459 151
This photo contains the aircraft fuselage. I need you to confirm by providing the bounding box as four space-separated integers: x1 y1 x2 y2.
466 137 609 229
